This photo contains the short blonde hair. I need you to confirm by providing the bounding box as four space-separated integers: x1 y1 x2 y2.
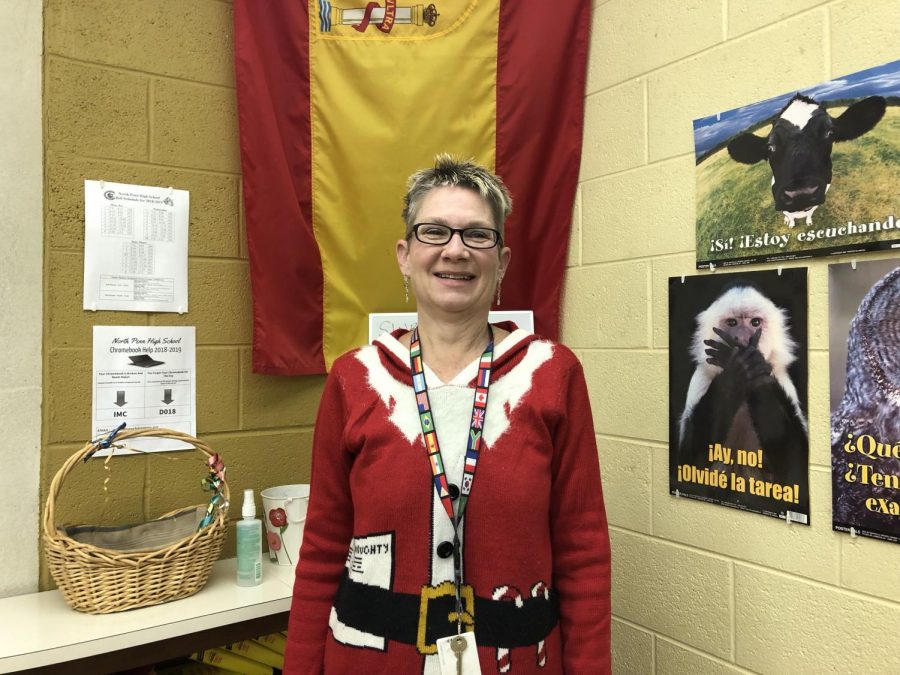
402 154 513 239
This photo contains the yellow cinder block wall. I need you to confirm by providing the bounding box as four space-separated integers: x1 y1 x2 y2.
41 0 324 588
569 0 900 672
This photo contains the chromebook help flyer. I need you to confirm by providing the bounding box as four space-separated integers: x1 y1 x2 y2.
91 326 196 454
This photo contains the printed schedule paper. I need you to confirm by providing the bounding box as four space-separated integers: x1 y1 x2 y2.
92 326 196 454
83 180 189 313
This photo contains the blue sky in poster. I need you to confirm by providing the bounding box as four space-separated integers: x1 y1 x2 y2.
693 59 900 161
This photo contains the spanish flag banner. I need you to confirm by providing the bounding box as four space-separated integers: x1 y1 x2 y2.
235 1 590 374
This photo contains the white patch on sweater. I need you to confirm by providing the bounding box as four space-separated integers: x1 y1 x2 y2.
329 607 385 650
483 340 553 447
357 345 421 443
357 338 554 448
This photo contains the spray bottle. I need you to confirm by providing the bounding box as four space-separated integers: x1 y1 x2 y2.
236 488 263 586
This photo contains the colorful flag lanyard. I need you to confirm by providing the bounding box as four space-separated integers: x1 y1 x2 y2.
409 325 494 632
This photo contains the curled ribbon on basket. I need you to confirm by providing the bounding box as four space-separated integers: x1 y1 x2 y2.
207 452 226 482
198 452 227 530
83 422 127 463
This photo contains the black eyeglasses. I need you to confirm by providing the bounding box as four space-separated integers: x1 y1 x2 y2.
412 223 502 249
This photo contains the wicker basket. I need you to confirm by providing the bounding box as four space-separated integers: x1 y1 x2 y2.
42 428 229 614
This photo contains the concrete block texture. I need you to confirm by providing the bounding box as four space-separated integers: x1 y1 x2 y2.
152 78 241 173
46 153 241 257
807 264 829 351
647 12 826 162
46 348 94 444
586 0 723 93
149 259 251 345
656 637 746 675
582 350 668 442
215 430 314 506
841 535 900 604
46 0 235 87
238 187 249 260
735 564 900 673
611 529 732 658
580 79 646 181
653 446 840 585
46 251 148 349
598 438 652 534
144 429 314 520
650 254 696 350
582 156 696 264
831 0 900 77
567 187 581 268
611 619 654 675
728 0 829 38
241 349 327 429
196 348 240 434
46 58 149 162
561 261 650 349
807 351 831 468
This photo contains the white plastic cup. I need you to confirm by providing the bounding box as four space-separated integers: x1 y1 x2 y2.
260 484 310 567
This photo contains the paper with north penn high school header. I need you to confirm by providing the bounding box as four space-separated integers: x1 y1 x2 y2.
92 326 196 454
83 180 189 313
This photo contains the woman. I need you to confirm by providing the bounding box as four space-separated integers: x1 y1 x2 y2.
285 156 610 674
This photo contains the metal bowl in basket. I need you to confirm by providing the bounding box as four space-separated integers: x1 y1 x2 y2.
41 428 229 614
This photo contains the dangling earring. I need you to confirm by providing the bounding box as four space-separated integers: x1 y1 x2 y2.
495 277 502 306
403 275 410 304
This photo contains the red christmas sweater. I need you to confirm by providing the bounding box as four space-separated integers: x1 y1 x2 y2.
285 326 611 674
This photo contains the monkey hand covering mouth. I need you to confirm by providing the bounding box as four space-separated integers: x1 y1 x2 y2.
705 327 774 391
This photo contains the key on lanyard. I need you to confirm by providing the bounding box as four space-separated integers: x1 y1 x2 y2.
451 634 467 675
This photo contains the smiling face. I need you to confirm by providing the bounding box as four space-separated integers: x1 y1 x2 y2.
396 185 511 321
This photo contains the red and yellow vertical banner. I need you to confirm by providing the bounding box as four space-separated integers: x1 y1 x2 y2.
235 1 590 374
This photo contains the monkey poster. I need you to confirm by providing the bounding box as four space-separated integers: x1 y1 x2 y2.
669 269 810 523
830 259 900 543
693 58 900 270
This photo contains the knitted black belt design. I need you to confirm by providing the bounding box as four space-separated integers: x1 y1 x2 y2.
332 572 559 654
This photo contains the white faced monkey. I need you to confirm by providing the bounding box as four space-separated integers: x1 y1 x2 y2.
678 285 808 489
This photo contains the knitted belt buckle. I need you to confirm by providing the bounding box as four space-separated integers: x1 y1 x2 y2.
416 581 475 654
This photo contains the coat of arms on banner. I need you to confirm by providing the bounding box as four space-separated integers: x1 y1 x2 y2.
317 1 441 34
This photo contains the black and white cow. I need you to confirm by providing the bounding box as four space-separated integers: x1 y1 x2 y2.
727 94 886 227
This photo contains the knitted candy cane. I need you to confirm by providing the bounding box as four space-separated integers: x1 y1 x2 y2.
492 585 524 673
531 581 550 667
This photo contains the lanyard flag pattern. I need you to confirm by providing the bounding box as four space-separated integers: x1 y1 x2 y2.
233 1 591 374
410 328 493 522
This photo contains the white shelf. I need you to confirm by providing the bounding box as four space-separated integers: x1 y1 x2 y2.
0 558 294 672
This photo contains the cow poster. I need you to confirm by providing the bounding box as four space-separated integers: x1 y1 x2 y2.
829 259 900 543
693 59 900 269
669 269 810 523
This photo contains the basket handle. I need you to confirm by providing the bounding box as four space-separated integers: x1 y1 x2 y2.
42 428 228 540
